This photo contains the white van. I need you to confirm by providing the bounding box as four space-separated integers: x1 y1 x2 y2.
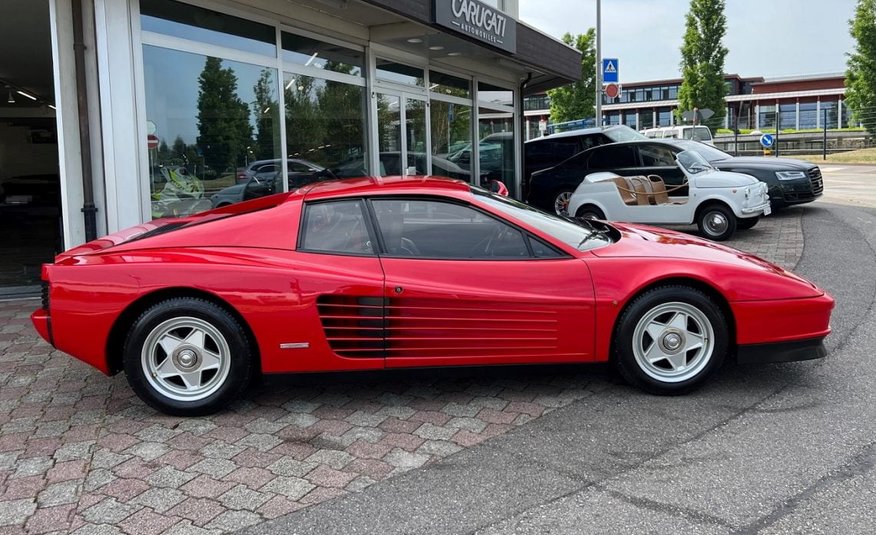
641 125 714 145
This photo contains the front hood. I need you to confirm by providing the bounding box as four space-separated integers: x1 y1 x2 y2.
714 156 814 171
693 169 758 188
592 222 821 298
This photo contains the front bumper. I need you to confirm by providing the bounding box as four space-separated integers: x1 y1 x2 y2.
737 336 827 364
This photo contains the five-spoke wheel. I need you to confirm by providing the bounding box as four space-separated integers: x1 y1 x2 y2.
124 298 254 415
614 286 727 394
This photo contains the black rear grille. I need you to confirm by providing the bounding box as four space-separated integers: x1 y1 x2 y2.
808 167 824 195
41 282 49 310
316 295 385 358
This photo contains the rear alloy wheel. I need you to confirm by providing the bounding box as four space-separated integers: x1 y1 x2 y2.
123 298 254 416
697 204 737 241
553 189 574 216
614 286 727 395
737 216 760 230
576 205 606 221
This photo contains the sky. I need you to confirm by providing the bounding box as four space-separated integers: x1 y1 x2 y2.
518 0 857 82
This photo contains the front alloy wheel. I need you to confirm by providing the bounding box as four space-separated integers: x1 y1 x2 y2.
614 286 728 394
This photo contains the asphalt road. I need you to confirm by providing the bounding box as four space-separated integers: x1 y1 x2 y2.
244 171 876 533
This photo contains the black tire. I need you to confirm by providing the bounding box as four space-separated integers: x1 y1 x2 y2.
553 188 575 216
576 204 606 220
737 216 760 230
696 203 737 241
613 286 728 395
123 297 255 416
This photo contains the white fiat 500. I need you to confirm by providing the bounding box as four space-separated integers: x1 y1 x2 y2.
567 150 770 241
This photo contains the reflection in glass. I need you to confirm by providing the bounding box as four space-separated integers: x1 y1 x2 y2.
431 100 472 182
429 71 470 99
406 99 427 174
478 108 516 197
376 59 424 87
375 93 401 176
143 45 280 218
284 72 367 179
140 0 276 57
281 32 363 76
478 81 512 107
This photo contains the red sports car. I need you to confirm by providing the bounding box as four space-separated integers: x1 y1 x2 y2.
32 176 834 415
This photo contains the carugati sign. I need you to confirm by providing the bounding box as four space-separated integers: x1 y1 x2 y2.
434 0 517 54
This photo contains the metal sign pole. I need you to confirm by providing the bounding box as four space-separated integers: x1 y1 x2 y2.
595 0 602 126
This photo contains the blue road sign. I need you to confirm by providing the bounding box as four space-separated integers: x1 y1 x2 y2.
602 58 619 83
760 133 775 148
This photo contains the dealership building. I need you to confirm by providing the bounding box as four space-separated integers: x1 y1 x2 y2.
0 0 579 294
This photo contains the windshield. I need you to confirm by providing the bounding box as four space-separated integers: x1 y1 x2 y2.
672 139 731 162
472 188 613 251
676 150 714 174
604 125 647 142
682 126 713 142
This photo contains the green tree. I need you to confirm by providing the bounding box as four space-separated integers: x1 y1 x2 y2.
252 69 280 160
846 0 876 134
677 0 728 130
547 29 596 124
196 57 252 175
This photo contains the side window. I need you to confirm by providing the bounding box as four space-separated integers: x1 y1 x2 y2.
300 199 374 255
288 161 312 172
371 199 530 259
558 151 590 172
588 145 638 170
639 145 677 167
528 236 564 258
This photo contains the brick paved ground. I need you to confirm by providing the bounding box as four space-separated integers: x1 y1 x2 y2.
0 210 805 534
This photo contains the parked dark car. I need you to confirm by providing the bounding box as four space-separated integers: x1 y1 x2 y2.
211 162 335 208
524 125 646 182
528 139 824 216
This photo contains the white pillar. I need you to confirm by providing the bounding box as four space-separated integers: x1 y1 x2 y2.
94 0 148 230
816 99 821 129
755 103 760 130
838 99 843 128
50 0 86 248
795 99 800 130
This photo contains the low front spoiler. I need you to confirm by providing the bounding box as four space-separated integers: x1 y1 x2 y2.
736 337 827 364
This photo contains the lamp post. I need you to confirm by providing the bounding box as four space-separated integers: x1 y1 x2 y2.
595 0 602 126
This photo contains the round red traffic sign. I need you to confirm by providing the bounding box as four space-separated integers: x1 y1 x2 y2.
147 134 159 149
604 83 620 99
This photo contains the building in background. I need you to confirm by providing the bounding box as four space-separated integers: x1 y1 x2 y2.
523 73 852 139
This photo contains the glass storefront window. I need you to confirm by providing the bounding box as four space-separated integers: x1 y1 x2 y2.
478 108 516 197
431 100 472 182
376 59 424 87
375 93 401 176
285 72 367 179
799 102 817 129
281 32 363 76
143 45 280 218
658 110 672 126
640 111 654 129
478 81 513 107
779 103 796 129
759 104 776 130
429 71 470 99
140 0 276 57
624 111 638 128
